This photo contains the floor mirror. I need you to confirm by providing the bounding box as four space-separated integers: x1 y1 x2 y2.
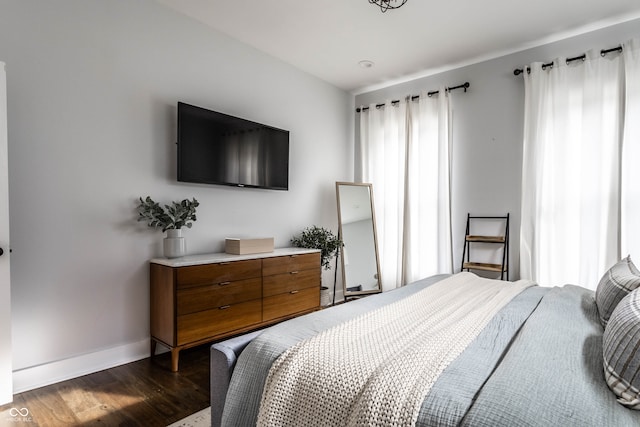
336 182 382 298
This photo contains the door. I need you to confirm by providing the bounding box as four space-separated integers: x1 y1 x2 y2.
0 61 12 405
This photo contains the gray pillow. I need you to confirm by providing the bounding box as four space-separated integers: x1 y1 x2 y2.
595 255 640 327
603 288 640 409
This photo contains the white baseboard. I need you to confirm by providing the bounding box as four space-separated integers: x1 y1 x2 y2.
12 338 153 394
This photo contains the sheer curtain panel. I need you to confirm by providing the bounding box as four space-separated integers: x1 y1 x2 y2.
359 91 452 290
520 46 630 289
404 93 453 283
622 39 640 260
359 101 407 291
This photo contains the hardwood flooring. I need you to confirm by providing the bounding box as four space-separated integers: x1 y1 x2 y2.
0 344 211 427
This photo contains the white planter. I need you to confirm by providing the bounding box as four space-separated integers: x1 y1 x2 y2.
164 229 186 258
320 286 331 307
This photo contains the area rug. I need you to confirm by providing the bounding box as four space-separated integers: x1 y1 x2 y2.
167 407 210 427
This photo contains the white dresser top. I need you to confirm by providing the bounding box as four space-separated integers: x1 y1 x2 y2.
150 247 320 267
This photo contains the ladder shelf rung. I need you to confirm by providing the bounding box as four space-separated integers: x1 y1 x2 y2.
465 235 505 243
463 262 506 273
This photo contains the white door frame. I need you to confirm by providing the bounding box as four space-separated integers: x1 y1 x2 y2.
0 61 13 405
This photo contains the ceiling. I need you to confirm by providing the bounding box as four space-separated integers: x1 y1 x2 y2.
155 0 640 93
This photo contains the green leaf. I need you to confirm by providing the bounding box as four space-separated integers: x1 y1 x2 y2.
291 225 342 270
136 196 199 232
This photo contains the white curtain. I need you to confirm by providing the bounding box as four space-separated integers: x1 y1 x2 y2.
359 91 452 290
622 39 640 259
404 93 453 283
520 43 637 289
359 101 407 290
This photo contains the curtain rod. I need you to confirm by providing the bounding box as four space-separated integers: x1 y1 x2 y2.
356 82 470 113
513 45 623 76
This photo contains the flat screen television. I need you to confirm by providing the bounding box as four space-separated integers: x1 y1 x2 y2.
177 102 289 190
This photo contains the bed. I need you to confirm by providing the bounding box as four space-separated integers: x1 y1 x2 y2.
210 265 640 426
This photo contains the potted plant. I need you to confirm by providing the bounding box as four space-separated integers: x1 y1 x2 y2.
137 196 199 258
291 225 342 306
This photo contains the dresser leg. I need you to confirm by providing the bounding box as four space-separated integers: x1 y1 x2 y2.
150 339 157 357
171 348 180 372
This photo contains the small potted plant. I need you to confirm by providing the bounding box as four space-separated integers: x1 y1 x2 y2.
291 225 342 305
137 196 199 258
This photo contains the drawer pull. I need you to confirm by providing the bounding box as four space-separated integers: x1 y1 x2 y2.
290 271 299 275
219 262 231 266
290 290 299 294
289 255 298 258
219 305 231 310
218 281 231 286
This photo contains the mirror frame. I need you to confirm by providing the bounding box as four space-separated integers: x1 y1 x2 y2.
336 182 382 298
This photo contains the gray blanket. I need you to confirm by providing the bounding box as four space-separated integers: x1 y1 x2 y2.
217 276 640 426
461 285 640 426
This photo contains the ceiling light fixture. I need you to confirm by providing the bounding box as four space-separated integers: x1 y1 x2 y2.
369 0 407 12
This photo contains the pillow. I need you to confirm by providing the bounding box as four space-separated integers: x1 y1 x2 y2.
595 255 640 327
603 288 640 409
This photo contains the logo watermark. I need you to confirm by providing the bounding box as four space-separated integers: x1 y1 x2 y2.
5 407 33 423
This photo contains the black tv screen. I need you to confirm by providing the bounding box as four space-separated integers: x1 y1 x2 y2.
177 102 289 190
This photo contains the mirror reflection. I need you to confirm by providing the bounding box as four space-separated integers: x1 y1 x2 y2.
336 182 382 297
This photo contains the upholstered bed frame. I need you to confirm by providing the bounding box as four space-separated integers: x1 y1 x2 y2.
210 330 261 426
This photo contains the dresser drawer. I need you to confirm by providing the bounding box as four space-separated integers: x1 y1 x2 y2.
177 277 262 315
177 299 262 346
263 287 319 321
263 269 320 297
176 259 261 289
262 252 320 276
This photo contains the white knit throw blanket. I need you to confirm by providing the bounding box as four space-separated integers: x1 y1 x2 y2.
257 272 535 427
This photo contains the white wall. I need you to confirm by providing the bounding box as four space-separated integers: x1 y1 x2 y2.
0 0 352 392
355 18 640 281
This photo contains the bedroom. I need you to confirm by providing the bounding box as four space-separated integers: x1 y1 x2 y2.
1 0 640 425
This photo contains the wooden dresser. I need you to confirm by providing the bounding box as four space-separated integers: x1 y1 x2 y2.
150 248 321 371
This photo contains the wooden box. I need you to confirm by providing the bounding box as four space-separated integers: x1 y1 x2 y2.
225 237 274 255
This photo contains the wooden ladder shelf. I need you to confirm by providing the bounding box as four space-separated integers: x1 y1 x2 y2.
461 214 509 280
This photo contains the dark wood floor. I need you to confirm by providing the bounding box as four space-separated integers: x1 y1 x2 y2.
0 344 211 426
